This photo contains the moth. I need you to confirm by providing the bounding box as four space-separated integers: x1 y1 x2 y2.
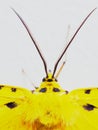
0 8 97 130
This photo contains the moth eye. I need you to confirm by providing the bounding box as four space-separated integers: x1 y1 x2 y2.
42 78 46 82
5 102 17 109
65 90 69 94
39 88 47 92
53 88 60 92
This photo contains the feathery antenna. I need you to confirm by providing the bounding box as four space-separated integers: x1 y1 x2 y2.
52 8 97 77
11 8 48 77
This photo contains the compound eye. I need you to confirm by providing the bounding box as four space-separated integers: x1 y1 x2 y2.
39 87 47 92
53 88 60 92
42 78 46 82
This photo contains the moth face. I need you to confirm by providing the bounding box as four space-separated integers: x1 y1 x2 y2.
35 73 67 93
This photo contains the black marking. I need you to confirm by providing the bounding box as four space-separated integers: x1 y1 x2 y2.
53 88 60 92
83 104 97 111
47 79 53 82
39 88 47 92
0 85 4 89
85 89 91 94
42 78 46 82
42 77 57 82
5 102 17 109
65 90 69 94
11 88 17 92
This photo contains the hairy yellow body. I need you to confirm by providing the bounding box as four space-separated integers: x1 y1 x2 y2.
0 73 98 130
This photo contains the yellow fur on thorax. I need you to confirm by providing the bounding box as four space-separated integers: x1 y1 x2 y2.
23 73 68 130
25 93 68 130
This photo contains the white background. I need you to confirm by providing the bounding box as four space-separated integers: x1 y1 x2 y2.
0 0 98 91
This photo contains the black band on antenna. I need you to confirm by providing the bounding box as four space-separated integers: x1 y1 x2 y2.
11 8 48 76
52 8 97 77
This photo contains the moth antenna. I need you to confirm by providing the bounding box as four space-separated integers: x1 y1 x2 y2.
52 8 97 77
11 7 48 77
55 61 65 79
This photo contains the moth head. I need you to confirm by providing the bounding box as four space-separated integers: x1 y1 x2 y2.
11 8 96 91
36 72 66 93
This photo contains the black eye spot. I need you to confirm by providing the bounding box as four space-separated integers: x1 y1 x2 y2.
47 79 53 82
85 89 91 94
65 90 69 94
42 78 46 82
53 88 60 92
0 85 4 89
11 88 17 92
39 88 47 92
5 102 17 109
83 103 97 111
